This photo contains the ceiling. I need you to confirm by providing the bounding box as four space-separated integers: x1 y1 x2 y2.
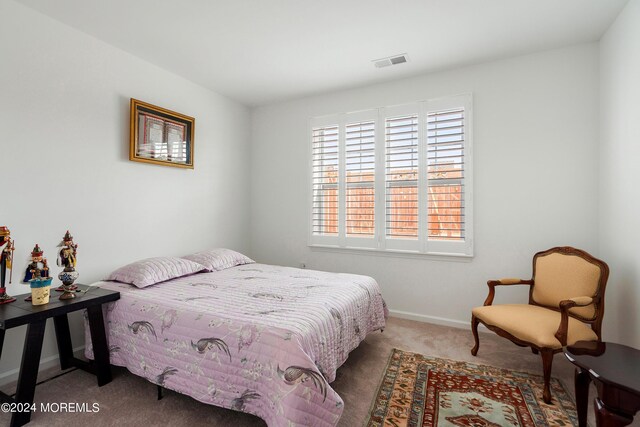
20 0 629 106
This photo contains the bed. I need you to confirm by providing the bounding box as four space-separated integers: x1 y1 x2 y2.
84 261 386 426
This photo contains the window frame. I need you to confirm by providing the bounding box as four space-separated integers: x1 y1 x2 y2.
308 94 473 258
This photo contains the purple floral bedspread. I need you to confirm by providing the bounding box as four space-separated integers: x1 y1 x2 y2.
85 264 386 426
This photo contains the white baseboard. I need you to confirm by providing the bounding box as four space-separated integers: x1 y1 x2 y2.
388 309 488 332
0 345 85 387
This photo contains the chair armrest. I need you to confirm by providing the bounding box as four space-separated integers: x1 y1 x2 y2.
564 296 593 307
554 296 596 346
491 278 532 286
483 278 534 306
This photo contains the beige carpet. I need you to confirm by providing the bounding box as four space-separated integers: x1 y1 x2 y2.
1 317 635 426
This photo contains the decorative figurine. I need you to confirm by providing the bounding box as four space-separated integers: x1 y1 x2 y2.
56 230 79 300
23 244 49 282
23 244 52 304
0 226 16 304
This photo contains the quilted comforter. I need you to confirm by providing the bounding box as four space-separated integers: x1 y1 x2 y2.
85 264 386 426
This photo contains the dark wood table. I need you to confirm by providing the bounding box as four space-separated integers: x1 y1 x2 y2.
0 284 120 427
564 341 640 427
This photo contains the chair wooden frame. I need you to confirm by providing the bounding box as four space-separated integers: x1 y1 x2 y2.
470 246 609 404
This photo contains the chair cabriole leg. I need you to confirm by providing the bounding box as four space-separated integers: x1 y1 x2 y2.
540 349 554 404
471 316 480 356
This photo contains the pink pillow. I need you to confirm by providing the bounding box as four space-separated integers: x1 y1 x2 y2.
106 257 209 288
182 248 254 271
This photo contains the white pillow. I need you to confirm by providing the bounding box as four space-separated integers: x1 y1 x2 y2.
181 248 254 271
106 257 209 288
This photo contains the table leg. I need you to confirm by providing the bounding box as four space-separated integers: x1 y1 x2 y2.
595 398 633 427
53 314 74 370
11 319 46 427
575 368 591 427
87 305 111 386
0 329 5 360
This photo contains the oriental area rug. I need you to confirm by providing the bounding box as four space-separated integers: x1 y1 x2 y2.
366 349 578 427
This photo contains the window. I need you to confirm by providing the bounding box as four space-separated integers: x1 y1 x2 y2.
309 94 473 257
427 108 465 242
311 125 339 236
346 121 375 237
385 114 419 240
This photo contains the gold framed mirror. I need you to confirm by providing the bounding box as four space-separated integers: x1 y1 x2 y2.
129 99 195 169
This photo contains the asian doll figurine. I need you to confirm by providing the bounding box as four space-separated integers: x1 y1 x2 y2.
57 230 79 300
23 244 50 282
57 231 77 271
0 226 16 304
23 244 52 303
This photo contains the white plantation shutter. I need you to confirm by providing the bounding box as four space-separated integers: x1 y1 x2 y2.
345 121 375 237
427 108 465 241
385 115 419 239
309 94 472 256
311 124 339 236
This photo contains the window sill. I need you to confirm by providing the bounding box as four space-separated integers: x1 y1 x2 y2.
308 244 474 263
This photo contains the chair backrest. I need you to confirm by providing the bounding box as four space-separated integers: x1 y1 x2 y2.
530 247 609 325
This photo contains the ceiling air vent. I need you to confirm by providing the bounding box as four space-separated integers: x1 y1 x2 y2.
373 54 409 68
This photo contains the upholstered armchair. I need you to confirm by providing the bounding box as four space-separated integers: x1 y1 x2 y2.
471 247 609 404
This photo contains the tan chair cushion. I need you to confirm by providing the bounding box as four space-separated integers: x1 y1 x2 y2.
532 253 601 320
472 304 598 349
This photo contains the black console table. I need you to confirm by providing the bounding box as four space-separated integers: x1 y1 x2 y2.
565 341 640 427
0 285 120 426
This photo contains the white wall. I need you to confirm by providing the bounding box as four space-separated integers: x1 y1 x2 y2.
251 44 600 329
0 0 251 382
1 0 630 388
599 0 640 348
